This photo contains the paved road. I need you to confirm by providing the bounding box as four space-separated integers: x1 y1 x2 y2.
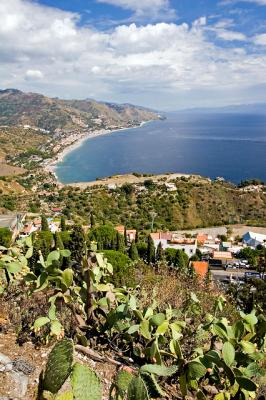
210 268 255 281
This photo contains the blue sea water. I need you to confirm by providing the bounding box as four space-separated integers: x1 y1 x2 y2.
55 112 266 184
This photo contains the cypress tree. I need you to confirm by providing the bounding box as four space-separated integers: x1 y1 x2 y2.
55 232 64 250
116 231 125 252
147 235 155 264
60 216 66 231
135 230 139 244
156 241 164 261
111 236 117 250
124 226 128 246
129 240 139 261
69 225 85 264
41 215 49 231
90 213 95 227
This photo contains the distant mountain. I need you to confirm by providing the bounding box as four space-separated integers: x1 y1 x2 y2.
171 103 266 115
0 89 159 131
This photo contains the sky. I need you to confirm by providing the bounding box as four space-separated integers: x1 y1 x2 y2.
1 0 266 110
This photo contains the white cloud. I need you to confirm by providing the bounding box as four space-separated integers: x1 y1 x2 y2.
0 0 266 109
97 0 168 12
25 69 44 80
96 0 176 19
253 33 266 45
216 30 246 41
221 0 266 5
243 0 266 4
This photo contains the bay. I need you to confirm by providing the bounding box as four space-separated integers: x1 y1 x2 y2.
55 112 266 184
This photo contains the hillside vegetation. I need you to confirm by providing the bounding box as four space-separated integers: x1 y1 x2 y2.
0 224 265 399
56 178 266 229
0 89 159 131
4 176 265 229
0 126 47 160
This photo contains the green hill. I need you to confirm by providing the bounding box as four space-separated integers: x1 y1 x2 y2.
0 89 159 131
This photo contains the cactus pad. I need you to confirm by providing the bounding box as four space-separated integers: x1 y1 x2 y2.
141 372 165 398
71 363 102 400
42 339 74 394
127 376 149 400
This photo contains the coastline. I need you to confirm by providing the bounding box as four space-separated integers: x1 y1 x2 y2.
44 120 154 182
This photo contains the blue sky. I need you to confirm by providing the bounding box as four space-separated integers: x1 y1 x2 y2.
0 0 266 109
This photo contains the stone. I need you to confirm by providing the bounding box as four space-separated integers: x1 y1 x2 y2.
12 358 35 375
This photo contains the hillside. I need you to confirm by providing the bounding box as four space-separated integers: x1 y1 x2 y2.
0 89 159 131
4 175 266 229
0 126 47 160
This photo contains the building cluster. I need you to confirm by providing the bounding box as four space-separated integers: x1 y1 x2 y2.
1 210 265 283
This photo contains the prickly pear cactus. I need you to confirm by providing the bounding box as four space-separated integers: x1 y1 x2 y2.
140 372 165 398
42 339 74 394
71 363 102 400
55 392 74 400
127 376 150 400
116 370 134 392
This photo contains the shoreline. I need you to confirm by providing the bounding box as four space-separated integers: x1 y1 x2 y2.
44 120 155 182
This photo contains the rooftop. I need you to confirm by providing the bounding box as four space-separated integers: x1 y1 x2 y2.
191 261 209 278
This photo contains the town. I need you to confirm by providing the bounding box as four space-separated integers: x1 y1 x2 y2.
1 207 265 288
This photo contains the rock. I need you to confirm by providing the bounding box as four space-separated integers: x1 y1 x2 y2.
0 353 31 399
11 372 29 398
0 353 11 366
12 358 35 375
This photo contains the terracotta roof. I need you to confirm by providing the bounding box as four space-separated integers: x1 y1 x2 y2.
192 261 209 278
197 234 208 245
212 251 233 259
115 225 125 233
150 232 172 241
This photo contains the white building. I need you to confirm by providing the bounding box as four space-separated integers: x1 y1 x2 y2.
165 183 177 192
151 232 197 257
242 231 266 249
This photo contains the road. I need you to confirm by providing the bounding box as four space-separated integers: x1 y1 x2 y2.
210 268 255 281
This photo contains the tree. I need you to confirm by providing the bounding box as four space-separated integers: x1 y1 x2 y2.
156 241 164 261
29 231 54 271
116 231 125 253
190 249 202 262
129 240 139 261
41 215 49 231
69 225 85 264
144 179 155 190
174 250 189 271
101 250 135 287
60 216 66 232
55 232 64 250
165 248 177 265
88 225 117 250
124 226 128 246
136 242 148 260
121 183 134 196
238 247 258 266
147 235 155 264
90 213 95 228
0 228 12 247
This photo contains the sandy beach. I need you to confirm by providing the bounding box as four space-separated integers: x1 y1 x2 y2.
44 120 153 181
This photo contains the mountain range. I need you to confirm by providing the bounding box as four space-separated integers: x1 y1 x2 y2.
0 89 159 131
171 103 266 114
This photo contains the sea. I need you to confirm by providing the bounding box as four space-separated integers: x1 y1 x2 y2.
55 112 266 184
